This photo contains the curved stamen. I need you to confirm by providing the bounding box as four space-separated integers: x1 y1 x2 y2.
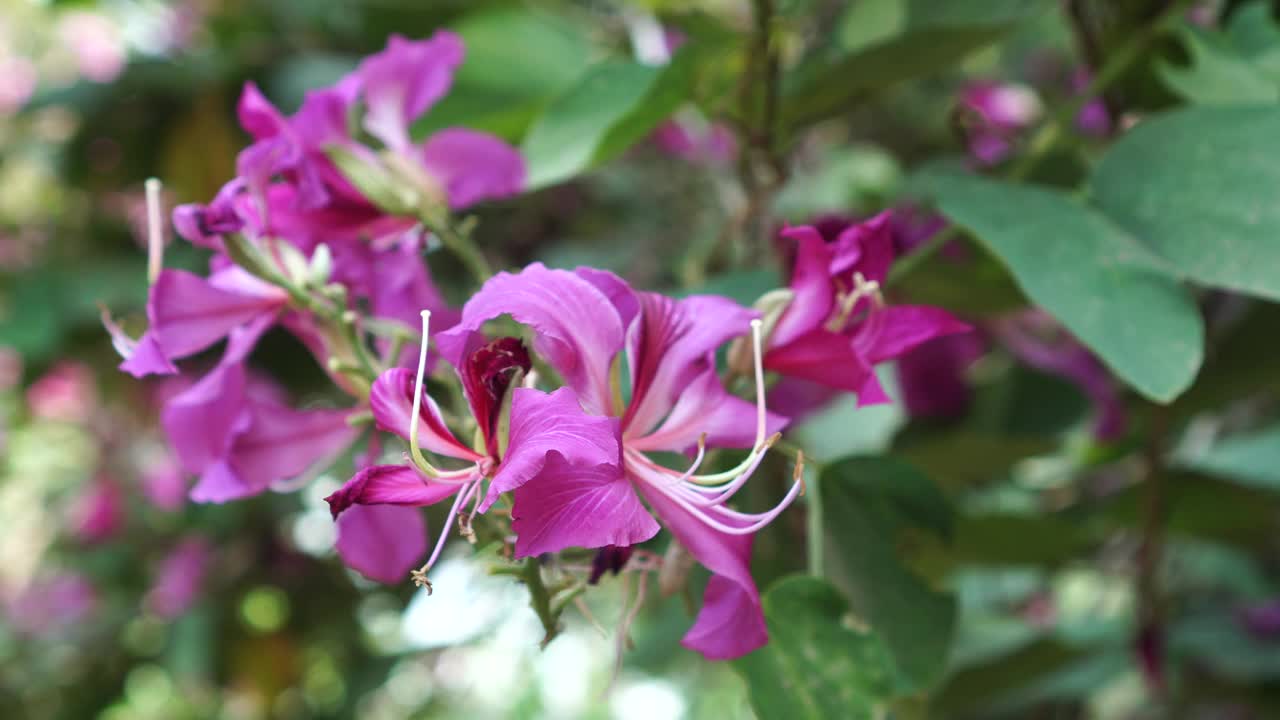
827 271 884 332
634 462 802 536
411 477 479 592
145 178 164 285
407 310 452 479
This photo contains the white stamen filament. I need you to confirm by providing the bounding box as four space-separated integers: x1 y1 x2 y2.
412 478 481 591
625 315 804 536
145 178 164 285
408 310 449 479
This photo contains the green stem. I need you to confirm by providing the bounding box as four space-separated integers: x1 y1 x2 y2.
886 227 959 287
1008 0 1194 181
431 219 493 285
805 465 824 578
520 558 562 648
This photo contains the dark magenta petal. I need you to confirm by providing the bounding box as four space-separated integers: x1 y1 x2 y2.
435 263 628 416
853 305 972 365
460 337 531 456
764 329 873 393
631 368 787 453
588 545 635 585
325 464 462 518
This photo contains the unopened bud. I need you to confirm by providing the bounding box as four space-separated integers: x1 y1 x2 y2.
308 243 333 286
327 145 416 216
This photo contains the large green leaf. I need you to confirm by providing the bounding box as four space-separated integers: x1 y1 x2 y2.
1178 425 1280 492
521 48 702 189
732 576 894 720
1158 26 1279 105
916 173 1204 403
1091 105 1280 302
412 7 595 140
782 25 1011 129
821 456 956 691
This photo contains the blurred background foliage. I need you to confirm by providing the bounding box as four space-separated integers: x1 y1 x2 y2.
5 0 1280 718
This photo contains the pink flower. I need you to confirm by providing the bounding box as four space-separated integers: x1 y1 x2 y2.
27 361 97 423
161 318 359 503
433 264 801 660
69 477 124 543
957 81 1042 166
764 213 971 409
57 11 126 83
146 536 210 618
0 54 36 115
325 315 623 586
5 572 97 635
107 266 288 379
992 311 1126 441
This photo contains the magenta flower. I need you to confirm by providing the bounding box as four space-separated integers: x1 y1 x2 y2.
957 80 1042 166
107 266 287 378
433 264 800 660
765 213 971 408
324 311 622 588
145 536 210 619
68 476 124 543
26 361 97 423
897 332 987 421
992 311 1126 441
5 571 97 636
335 504 430 584
162 317 359 503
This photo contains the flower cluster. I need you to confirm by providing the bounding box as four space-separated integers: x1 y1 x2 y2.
108 30 970 661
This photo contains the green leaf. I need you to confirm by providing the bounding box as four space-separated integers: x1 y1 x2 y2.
1091 105 1280 302
1178 425 1280 492
821 456 956 691
732 576 894 720
783 25 1012 129
413 6 595 140
521 48 702 189
1158 26 1279 105
915 173 1204 403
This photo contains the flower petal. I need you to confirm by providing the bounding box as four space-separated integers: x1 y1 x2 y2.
624 292 757 437
435 264 626 415
359 32 464 151
853 305 971 364
830 211 895 283
225 401 358 498
325 464 463 518
484 387 621 512
630 367 787 452
510 453 658 558
633 466 767 660
421 128 526 208
369 368 481 461
764 328 873 393
335 504 428 584
124 268 284 377
772 226 836 348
